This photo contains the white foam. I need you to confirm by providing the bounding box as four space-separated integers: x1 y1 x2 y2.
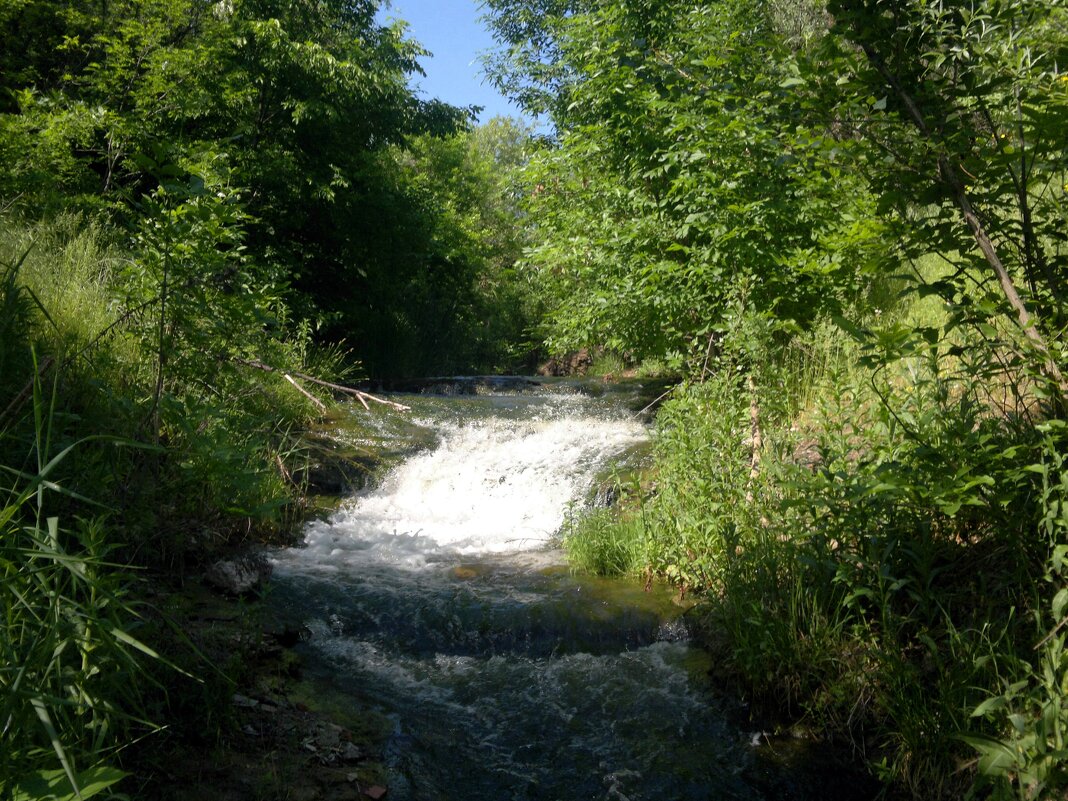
292 400 646 568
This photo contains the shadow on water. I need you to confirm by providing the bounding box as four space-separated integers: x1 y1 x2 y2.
270 379 879 801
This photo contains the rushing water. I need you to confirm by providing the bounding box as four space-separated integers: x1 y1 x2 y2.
269 379 864 801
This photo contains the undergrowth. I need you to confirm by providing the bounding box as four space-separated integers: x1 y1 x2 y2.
0 209 348 794
565 281 1068 798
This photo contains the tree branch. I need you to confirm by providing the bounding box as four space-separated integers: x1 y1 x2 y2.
232 358 411 411
856 41 1066 401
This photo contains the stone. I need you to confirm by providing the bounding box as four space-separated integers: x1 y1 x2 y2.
204 554 272 595
537 348 593 376
594 482 619 508
338 742 362 763
315 723 344 750
232 693 258 708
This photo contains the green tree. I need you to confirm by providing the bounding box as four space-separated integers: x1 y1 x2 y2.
486 0 881 368
815 0 1068 401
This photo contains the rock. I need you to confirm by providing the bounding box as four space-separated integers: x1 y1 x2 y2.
338 742 362 763
594 482 619 508
362 786 387 800
204 554 272 595
232 693 258 708
264 621 310 648
537 348 594 377
792 438 822 471
315 723 344 750
303 457 369 496
290 785 321 801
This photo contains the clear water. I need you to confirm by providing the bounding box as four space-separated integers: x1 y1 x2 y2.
269 380 857 801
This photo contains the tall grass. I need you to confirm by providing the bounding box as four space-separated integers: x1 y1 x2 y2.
0 255 156 798
0 209 343 792
563 258 1068 797
0 395 159 799
0 215 119 363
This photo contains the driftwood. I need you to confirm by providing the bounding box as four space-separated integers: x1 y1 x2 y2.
233 358 410 412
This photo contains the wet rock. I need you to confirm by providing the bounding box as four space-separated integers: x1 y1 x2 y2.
303 456 371 496
594 482 619 508
204 554 271 596
264 621 311 648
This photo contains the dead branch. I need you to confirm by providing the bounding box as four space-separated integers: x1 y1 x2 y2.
274 453 297 489
233 358 410 412
283 373 327 413
745 373 763 504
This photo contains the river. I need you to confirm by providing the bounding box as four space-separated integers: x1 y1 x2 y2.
268 378 867 801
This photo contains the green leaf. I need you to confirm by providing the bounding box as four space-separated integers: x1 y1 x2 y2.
971 696 1008 717
957 733 1019 776
1053 587 1068 620
13 766 127 801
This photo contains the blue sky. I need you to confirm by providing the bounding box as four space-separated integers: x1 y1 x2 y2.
379 0 525 123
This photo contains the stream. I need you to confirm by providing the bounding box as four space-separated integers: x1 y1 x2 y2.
269 378 869 801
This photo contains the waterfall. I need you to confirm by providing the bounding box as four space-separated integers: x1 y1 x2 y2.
286 393 646 570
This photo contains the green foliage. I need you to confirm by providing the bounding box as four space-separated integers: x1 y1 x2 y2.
814 0 1068 399
965 427 1068 799
0 0 533 377
0 0 536 794
564 507 647 577
12 766 127 801
567 326 1068 796
485 0 1068 795
489 0 884 367
0 378 157 797
362 117 540 375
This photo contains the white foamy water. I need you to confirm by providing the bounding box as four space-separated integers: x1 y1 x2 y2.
284 395 646 569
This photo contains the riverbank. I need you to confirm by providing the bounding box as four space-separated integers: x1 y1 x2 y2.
131 569 393 801
564 353 1068 799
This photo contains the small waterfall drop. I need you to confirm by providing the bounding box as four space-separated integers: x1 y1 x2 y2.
292 396 646 569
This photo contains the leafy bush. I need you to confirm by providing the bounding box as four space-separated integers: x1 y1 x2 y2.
566 314 1068 797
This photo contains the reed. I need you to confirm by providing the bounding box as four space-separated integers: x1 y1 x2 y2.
1 365 164 799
